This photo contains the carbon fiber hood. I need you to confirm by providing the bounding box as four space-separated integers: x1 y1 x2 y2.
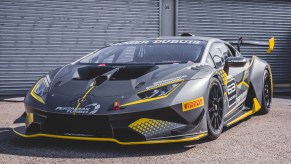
43 63 214 111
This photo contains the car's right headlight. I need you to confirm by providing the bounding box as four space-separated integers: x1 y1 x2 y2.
137 82 182 99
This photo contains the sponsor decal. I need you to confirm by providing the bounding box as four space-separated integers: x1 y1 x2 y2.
153 40 201 44
227 78 236 107
113 40 201 46
55 103 100 114
114 41 150 45
236 90 248 104
182 97 204 112
146 75 186 90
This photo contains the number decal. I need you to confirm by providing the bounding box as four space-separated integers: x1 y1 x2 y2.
227 78 236 107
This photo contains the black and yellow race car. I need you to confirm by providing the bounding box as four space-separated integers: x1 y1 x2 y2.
14 34 275 145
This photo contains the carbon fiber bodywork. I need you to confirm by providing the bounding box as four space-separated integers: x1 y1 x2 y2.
14 36 272 144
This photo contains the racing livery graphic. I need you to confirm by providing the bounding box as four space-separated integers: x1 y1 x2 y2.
14 34 274 145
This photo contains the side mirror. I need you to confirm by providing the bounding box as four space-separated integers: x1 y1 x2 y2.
225 57 247 67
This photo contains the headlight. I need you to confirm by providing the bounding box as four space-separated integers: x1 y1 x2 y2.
34 78 48 97
138 82 181 99
30 75 51 104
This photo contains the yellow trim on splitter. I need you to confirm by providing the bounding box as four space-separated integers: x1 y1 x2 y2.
13 129 207 145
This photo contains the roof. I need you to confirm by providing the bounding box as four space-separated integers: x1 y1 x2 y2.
154 36 216 41
127 35 222 43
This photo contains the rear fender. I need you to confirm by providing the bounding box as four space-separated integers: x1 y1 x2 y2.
248 56 269 105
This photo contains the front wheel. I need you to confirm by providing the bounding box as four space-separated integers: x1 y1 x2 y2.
258 70 272 114
206 78 224 140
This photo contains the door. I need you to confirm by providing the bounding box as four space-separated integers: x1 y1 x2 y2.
209 42 248 115
223 43 250 117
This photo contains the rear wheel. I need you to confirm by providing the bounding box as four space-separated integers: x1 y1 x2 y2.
206 78 224 140
259 70 272 114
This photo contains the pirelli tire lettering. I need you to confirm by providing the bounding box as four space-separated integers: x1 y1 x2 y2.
182 97 204 112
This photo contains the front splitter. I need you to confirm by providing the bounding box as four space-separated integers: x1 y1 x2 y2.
13 126 207 145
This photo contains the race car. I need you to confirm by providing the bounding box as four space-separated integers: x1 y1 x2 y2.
14 34 274 145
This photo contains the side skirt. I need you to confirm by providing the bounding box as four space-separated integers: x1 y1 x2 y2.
224 98 261 127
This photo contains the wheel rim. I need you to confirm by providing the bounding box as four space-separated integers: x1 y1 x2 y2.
264 73 272 108
208 83 223 132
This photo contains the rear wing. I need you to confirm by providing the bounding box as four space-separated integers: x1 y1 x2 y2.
230 37 275 53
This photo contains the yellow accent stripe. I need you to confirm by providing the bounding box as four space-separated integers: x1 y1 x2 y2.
13 129 207 145
226 98 261 127
236 56 258 88
237 71 247 87
121 82 183 107
30 79 45 104
237 81 249 88
121 94 168 107
218 70 228 85
267 65 274 97
75 86 95 109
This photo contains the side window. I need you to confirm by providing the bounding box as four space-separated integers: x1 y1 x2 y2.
209 43 224 68
206 54 215 67
226 44 241 57
220 44 231 57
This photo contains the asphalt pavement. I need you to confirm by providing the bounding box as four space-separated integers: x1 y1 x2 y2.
0 98 290 163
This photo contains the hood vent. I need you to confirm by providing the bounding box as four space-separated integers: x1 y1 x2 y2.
73 65 157 81
93 76 108 86
73 66 114 80
110 65 157 80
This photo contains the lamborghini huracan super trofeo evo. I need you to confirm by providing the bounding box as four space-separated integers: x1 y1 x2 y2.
14 34 275 145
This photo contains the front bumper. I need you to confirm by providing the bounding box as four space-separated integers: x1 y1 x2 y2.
14 104 208 144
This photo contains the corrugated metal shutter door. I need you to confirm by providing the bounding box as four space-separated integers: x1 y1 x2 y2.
0 0 160 97
178 0 291 84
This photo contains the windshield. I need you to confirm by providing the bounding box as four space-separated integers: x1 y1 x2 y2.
80 40 206 64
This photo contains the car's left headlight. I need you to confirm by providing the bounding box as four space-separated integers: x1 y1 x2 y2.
137 82 182 99
30 75 51 104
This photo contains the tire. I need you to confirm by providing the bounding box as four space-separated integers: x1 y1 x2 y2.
258 70 272 114
206 78 224 140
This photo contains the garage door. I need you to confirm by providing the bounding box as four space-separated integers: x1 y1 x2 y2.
177 0 291 84
0 0 160 97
